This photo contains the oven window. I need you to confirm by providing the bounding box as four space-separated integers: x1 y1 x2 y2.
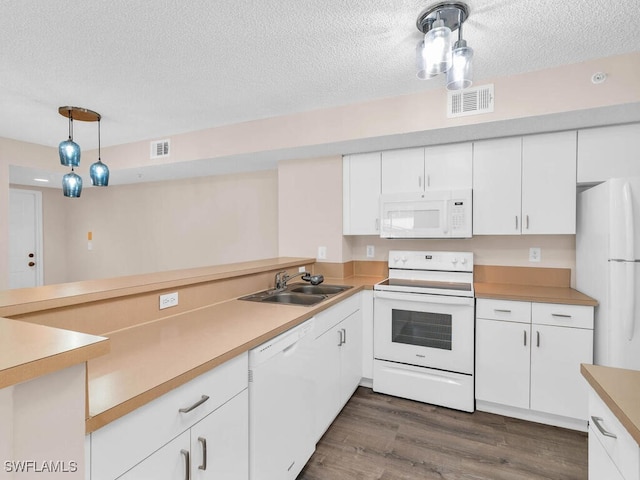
391 309 452 350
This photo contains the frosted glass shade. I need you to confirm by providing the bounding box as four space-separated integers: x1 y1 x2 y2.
447 44 473 90
90 160 109 186
424 20 452 76
59 139 81 167
62 171 82 198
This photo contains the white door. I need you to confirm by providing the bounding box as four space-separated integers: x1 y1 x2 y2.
381 148 424 194
472 137 522 235
338 310 363 407
190 390 248 480
343 153 381 235
475 318 530 409
521 131 577 234
9 188 43 288
118 431 190 480
424 142 472 190
530 324 593 420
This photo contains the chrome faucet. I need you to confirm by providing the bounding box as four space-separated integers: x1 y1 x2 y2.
273 270 324 291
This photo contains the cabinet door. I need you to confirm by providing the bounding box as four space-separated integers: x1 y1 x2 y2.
472 137 522 235
424 142 472 189
578 123 640 183
312 325 342 441
191 390 248 480
521 131 577 234
530 325 593 420
343 153 381 235
339 310 363 407
475 318 530 409
589 431 625 480
118 431 190 480
381 148 424 194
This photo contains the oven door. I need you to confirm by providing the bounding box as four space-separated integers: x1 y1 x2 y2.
374 290 474 374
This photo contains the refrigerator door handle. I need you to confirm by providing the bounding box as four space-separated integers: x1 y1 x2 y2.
622 182 634 261
624 261 636 341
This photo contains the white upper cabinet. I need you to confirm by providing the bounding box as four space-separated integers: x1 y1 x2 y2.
473 131 577 235
381 143 472 194
578 123 640 184
473 137 523 235
521 131 577 234
381 147 424 194
343 152 381 235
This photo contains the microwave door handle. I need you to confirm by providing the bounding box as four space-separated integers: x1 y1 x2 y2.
442 199 449 235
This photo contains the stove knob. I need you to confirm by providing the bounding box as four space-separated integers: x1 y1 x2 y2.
393 256 400 264
452 257 458 265
401 256 407 264
460 258 467 265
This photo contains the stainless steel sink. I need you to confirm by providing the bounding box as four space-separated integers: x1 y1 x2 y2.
288 284 352 295
260 292 326 306
238 283 352 306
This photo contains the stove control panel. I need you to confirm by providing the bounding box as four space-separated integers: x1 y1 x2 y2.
388 250 474 272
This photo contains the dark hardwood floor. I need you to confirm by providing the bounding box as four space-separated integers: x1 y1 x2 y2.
298 387 587 480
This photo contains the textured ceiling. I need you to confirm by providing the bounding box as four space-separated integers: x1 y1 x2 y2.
1 0 639 151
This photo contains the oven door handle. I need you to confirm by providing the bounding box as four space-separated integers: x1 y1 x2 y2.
374 290 474 306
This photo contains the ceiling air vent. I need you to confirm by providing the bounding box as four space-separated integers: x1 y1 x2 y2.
447 84 494 118
150 139 170 159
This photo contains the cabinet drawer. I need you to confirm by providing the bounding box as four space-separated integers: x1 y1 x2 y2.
532 303 593 329
589 389 640 480
314 293 360 338
91 353 248 480
476 299 531 323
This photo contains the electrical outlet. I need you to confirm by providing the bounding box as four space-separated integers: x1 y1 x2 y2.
317 246 327 260
159 292 179 309
298 266 306 273
529 247 541 263
366 245 375 258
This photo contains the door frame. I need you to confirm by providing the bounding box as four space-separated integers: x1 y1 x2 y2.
9 188 44 288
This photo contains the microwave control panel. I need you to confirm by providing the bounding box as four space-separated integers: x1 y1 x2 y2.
451 200 466 230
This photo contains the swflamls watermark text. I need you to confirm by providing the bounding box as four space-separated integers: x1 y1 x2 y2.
4 460 78 473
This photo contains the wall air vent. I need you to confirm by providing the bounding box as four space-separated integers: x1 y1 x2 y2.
150 139 170 159
447 84 494 118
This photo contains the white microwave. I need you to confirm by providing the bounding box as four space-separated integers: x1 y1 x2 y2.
379 189 472 238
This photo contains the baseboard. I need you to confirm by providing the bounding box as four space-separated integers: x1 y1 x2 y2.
476 400 588 432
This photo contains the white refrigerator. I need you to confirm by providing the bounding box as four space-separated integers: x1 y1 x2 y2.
577 176 640 370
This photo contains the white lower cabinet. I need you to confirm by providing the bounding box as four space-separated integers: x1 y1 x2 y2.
312 294 363 442
90 354 248 480
588 387 640 480
476 299 594 429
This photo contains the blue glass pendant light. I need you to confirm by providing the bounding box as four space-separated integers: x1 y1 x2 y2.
58 106 109 197
59 109 80 167
62 168 83 197
90 118 109 186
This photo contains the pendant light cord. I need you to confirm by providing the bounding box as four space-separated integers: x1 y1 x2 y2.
98 118 101 162
68 109 74 141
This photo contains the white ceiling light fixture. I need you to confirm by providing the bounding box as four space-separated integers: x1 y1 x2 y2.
416 2 472 90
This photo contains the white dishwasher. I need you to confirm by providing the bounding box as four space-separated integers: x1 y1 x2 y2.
249 317 316 480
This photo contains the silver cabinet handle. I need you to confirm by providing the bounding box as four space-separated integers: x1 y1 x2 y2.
179 395 210 413
494 309 511 313
526 214 530 229
418 175 422 188
181 449 190 480
342 328 347 344
198 437 207 471
426 174 430 188
591 416 617 438
551 313 572 318
337 329 343 346
523 330 527 346
515 216 519 230
375 218 379 232
536 331 540 347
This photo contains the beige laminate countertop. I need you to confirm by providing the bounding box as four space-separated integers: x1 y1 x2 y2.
0 317 109 389
474 282 598 306
0 257 314 317
86 275 380 433
581 364 640 445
